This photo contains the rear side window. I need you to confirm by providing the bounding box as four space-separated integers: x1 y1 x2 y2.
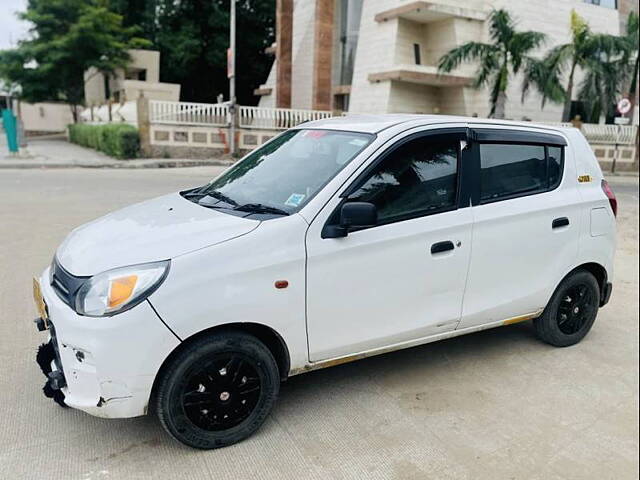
479 144 564 203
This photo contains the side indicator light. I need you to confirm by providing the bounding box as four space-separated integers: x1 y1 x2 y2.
274 280 289 289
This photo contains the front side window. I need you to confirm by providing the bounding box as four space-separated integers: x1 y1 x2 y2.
479 143 564 203
347 136 459 224
188 129 373 214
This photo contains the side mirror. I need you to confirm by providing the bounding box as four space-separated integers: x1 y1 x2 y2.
322 202 378 238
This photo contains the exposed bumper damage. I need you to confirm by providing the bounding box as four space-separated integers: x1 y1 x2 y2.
35 328 68 408
32 267 181 419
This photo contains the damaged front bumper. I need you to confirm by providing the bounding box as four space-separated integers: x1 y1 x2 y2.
33 267 181 418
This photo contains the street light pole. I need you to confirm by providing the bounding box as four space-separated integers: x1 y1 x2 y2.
228 0 237 156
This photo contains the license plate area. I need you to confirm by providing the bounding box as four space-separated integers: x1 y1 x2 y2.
33 277 50 328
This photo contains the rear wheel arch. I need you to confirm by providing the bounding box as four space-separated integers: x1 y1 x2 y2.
569 262 608 301
151 322 291 410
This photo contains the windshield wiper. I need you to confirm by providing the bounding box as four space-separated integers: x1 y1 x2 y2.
234 203 290 216
182 187 207 198
206 190 238 206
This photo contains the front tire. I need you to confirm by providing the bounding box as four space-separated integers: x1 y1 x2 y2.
534 270 600 347
154 331 280 449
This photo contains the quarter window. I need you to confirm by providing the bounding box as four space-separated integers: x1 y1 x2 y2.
347 136 459 223
548 146 563 189
479 143 563 203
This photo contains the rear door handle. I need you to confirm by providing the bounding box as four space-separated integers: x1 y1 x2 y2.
552 217 570 229
431 241 455 254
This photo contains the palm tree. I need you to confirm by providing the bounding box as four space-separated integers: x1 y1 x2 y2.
621 12 639 116
578 56 620 122
438 9 546 119
541 10 627 122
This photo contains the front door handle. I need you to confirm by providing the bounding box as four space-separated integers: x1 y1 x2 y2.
431 241 455 254
552 217 570 229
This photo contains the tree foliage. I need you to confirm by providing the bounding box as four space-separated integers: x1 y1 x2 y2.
438 9 546 119
538 10 628 121
0 0 150 117
113 0 275 105
580 11 639 121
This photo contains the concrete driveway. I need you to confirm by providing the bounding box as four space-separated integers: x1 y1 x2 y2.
0 168 637 480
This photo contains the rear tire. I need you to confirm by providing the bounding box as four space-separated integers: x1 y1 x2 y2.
534 270 600 347
154 331 280 449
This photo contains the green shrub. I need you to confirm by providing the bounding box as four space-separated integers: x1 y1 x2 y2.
68 123 140 159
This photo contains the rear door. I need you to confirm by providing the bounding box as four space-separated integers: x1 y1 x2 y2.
458 127 581 329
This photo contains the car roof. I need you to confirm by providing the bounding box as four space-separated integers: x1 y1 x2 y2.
298 114 574 136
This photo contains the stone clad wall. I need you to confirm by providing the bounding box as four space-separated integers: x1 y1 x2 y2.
147 124 278 159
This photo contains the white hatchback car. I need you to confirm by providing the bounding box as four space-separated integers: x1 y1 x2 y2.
33 115 617 449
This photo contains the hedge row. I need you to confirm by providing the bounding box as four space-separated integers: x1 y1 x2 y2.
68 123 140 159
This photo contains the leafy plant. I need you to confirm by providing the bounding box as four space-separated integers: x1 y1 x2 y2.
112 0 276 105
69 123 140 159
538 10 627 121
0 0 150 121
438 9 546 119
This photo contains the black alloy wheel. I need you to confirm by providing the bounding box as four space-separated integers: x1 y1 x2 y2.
534 269 601 347
154 331 280 449
556 283 596 335
180 353 262 431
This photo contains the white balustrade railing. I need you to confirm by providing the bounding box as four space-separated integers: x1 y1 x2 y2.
147 101 334 130
539 121 637 145
538 122 573 128
146 101 636 144
581 124 637 145
149 100 229 126
238 106 334 130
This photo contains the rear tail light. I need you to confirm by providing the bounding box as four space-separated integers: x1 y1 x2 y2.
601 179 617 217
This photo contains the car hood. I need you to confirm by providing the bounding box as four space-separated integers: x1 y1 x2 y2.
56 193 259 276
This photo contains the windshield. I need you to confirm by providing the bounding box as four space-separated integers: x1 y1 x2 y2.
188 129 374 215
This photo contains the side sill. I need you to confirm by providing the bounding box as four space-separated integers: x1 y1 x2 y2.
290 309 544 376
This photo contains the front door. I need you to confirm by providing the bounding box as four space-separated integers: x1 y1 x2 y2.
305 130 473 362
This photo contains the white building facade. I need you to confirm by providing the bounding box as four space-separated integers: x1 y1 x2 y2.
84 49 180 106
258 0 637 123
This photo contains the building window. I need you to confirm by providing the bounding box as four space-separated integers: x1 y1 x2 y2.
583 0 617 9
337 0 364 85
413 44 421 65
103 73 111 101
334 94 350 112
125 69 147 81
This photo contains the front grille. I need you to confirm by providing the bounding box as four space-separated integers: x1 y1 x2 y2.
50 258 88 309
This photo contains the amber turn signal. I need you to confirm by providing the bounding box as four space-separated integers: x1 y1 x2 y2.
108 275 138 308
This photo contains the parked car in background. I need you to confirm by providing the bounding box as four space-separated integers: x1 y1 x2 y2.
32 115 616 449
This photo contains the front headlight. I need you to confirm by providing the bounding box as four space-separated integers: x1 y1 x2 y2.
75 260 170 317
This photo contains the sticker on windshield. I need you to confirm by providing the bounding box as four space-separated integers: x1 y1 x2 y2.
349 138 368 146
285 193 306 207
303 130 327 139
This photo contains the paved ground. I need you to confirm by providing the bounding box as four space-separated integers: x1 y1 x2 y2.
0 168 637 480
0 135 232 168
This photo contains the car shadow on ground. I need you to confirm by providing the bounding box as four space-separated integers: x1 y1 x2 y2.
48 320 542 455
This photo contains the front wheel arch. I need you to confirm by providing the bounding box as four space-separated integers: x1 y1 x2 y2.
150 322 290 413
